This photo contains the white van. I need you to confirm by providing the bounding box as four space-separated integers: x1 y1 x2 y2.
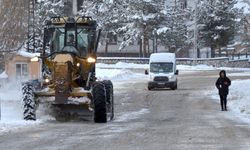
146 53 178 90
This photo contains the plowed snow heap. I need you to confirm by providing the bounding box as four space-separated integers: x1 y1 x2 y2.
22 16 114 123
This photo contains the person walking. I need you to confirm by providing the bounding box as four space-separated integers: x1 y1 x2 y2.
216 70 231 111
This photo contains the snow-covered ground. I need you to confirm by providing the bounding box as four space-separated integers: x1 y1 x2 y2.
97 62 148 69
0 81 42 133
0 65 147 133
1 62 250 133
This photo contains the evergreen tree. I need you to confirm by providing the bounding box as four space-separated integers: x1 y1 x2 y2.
156 3 190 53
34 0 64 52
197 0 240 57
79 0 124 53
117 0 164 56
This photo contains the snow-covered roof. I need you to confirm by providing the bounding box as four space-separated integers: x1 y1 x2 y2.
17 51 40 58
0 71 8 79
150 53 176 63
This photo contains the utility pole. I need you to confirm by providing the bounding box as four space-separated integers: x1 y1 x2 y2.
64 0 79 16
193 0 198 65
64 0 72 16
72 0 77 15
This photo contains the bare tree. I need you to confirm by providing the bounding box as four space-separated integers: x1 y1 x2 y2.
0 0 28 53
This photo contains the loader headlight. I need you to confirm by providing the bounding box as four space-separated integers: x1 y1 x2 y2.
87 57 96 63
30 56 39 62
44 78 50 83
76 63 80 67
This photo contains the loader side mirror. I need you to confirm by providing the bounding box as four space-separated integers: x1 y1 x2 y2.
175 70 179 75
145 70 149 75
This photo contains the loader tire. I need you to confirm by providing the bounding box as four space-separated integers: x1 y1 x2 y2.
92 82 107 123
22 82 36 120
102 80 114 120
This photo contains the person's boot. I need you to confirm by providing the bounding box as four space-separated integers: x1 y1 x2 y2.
224 107 227 111
221 103 224 111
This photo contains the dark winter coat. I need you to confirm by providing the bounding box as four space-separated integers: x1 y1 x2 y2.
216 70 231 95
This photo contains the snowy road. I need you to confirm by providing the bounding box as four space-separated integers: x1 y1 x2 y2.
1 71 250 149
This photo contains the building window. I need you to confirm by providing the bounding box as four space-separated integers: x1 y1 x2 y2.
16 63 28 79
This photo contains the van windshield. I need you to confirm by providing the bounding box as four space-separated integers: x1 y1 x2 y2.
150 62 173 73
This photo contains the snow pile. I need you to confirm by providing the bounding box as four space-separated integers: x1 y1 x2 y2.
0 71 8 79
218 67 250 72
0 81 43 133
96 68 146 81
227 80 250 120
97 62 148 69
227 71 250 77
208 79 250 123
97 62 250 72
97 62 216 71
177 64 215 71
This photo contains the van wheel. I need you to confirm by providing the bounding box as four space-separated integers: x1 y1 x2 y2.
148 85 153 90
171 84 177 90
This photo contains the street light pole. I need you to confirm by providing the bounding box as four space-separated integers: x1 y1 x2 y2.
193 0 198 65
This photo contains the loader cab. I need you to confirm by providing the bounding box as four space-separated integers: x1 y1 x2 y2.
43 16 97 58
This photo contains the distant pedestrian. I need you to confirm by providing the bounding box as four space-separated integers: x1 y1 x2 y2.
215 70 231 111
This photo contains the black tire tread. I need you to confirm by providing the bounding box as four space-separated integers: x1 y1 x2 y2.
102 80 114 120
22 83 36 120
92 82 107 123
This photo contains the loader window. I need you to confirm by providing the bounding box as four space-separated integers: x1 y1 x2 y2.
77 28 88 56
150 62 173 73
52 28 65 53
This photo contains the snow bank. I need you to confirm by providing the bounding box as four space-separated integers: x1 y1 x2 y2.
177 64 215 71
96 62 148 69
96 68 146 81
217 67 250 72
0 81 44 133
97 62 250 72
0 71 8 79
227 80 250 122
207 79 250 123
227 71 250 77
